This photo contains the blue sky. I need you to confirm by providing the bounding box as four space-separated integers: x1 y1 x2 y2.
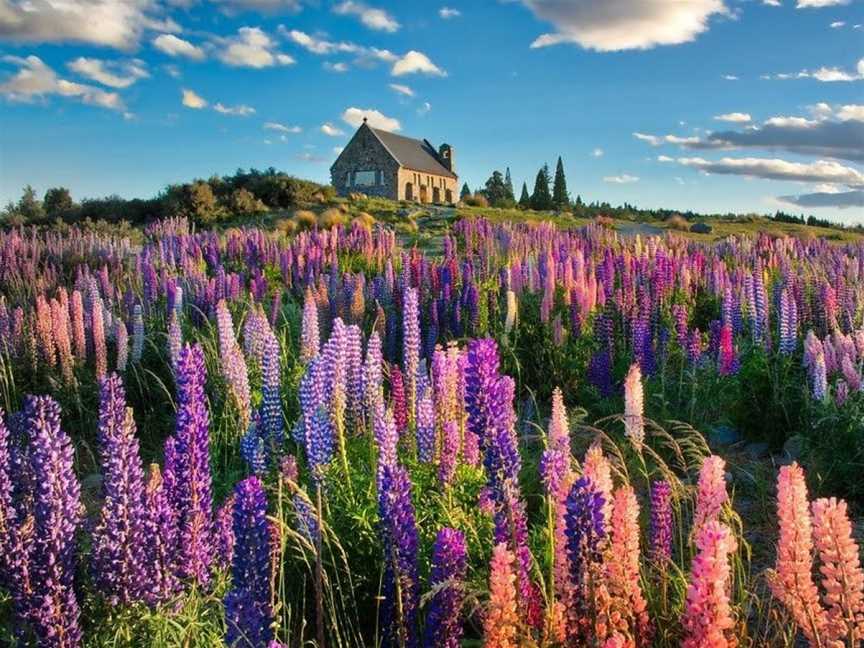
0 0 862 219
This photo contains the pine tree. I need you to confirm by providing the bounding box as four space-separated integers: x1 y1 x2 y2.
504 168 515 202
552 156 569 210
530 165 553 211
460 182 471 200
484 171 514 208
519 182 530 209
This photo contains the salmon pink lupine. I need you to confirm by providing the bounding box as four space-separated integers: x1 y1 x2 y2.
693 455 728 535
766 463 829 646
484 542 520 648
623 363 644 449
811 497 864 644
681 520 738 648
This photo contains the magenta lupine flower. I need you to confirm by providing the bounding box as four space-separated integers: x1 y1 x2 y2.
215 494 237 571
142 464 180 607
300 287 320 364
390 364 408 435
23 395 82 646
377 463 420 648
403 286 421 423
423 527 467 648
718 323 738 376
92 374 147 605
649 480 673 563
173 343 214 587
92 296 108 379
415 375 435 463
131 304 144 363
225 476 274 648
216 300 252 429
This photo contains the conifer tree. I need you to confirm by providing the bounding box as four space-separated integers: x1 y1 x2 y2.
460 182 471 200
530 165 553 211
552 156 569 210
504 168 515 202
519 182 530 209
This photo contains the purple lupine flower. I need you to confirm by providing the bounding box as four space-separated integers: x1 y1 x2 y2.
142 464 180 607
649 480 673 563
0 408 13 587
215 494 236 571
438 420 459 486
225 476 274 648
364 331 384 415
168 312 182 373
344 324 364 430
292 492 320 546
415 375 435 463
114 319 129 372
373 401 399 479
279 454 298 487
779 288 798 355
687 328 703 365
305 406 335 483
423 528 467 648
216 300 252 429
588 349 613 398
131 304 144 363
403 287 421 423
92 374 147 605
835 379 849 406
241 419 268 476
260 330 283 446
300 287 320 364
377 464 420 648
23 395 82 646
173 343 214 587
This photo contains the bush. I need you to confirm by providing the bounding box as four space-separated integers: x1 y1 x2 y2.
319 208 347 229
293 209 318 231
666 214 690 231
352 212 376 231
463 193 488 208
274 218 298 236
225 188 267 217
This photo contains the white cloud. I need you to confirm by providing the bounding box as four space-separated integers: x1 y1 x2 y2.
763 115 820 128
213 0 304 13
439 7 461 18
522 0 729 52
389 83 414 96
264 121 301 133
341 106 400 131
0 55 124 110
592 148 604 157
830 21 846 28
722 74 738 80
321 122 345 136
66 57 148 88
797 0 850 7
0 0 177 50
603 174 640 183
417 101 431 115
392 50 446 76
633 132 701 146
216 27 295 68
214 102 255 116
837 104 864 121
714 112 751 123
181 88 207 109
153 34 205 60
763 0 780 5
673 156 864 186
285 29 358 55
333 1 400 32
765 57 864 82
333 146 345 154
324 62 349 72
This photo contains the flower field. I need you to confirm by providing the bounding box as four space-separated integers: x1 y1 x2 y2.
0 216 863 647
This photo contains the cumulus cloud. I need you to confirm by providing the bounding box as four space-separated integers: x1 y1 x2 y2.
389 83 414 96
264 121 301 133
837 104 864 121
633 132 702 146
341 106 400 131
521 0 729 52
668 156 864 186
797 0 850 7
153 34 205 60
214 102 255 116
181 88 207 109
333 1 400 32
779 190 864 208
321 122 345 136
764 57 864 82
714 112 751 123
281 27 397 69
0 0 177 50
439 7 460 18
66 57 148 88
391 50 446 76
603 174 640 183
216 27 295 68
0 55 124 110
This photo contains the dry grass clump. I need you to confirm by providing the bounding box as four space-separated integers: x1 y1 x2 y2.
274 217 297 236
594 215 615 229
293 209 318 231
352 212 376 231
463 193 489 208
319 208 347 229
666 214 690 231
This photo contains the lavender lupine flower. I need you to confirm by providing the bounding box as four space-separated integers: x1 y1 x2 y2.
403 287 421 423
810 350 828 401
300 287 320 364
260 330 283 447
835 379 849 406
423 528 467 648
216 300 252 429
173 343 214 587
167 312 182 373
131 304 144 363
779 288 798 355
70 290 86 361
377 464 420 648
91 374 147 605
23 395 82 646
649 480 673 563
305 406 335 483
364 331 384 415
292 492 320 545
241 421 268 476
215 494 236 571
687 329 703 365
142 464 180 606
373 401 399 481
415 376 435 463
225 476 274 648
438 421 459 486
114 319 128 372
344 324 365 430
0 409 13 586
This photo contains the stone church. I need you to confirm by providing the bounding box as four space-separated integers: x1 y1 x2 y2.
330 119 458 204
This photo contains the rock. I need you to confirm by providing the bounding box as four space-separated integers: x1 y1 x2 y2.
744 442 770 460
690 222 713 234
709 424 742 446
782 435 805 461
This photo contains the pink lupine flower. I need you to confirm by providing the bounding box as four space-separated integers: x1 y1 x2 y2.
681 520 738 648
623 363 644 449
484 543 520 648
811 497 864 644
693 455 728 534
92 296 108 379
766 463 829 646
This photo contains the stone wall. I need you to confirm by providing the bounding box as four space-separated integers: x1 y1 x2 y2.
330 126 401 199
396 167 458 205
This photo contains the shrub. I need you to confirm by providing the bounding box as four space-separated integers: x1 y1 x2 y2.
463 194 488 208
352 212 376 231
225 188 266 217
293 209 318 231
274 218 297 236
666 214 690 231
319 208 347 229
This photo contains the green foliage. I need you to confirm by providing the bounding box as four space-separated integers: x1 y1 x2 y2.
459 182 471 200
802 397 864 501
530 164 553 211
482 170 515 208
43 187 75 219
551 156 569 209
225 187 267 217
518 181 530 208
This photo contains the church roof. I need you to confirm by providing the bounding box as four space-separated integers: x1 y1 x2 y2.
369 127 457 179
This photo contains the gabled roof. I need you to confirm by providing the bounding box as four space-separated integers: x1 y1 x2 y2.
369 127 457 179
